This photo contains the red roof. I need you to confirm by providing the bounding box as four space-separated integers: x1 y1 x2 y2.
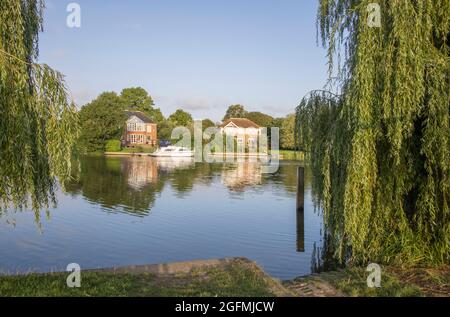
219 118 261 129
124 111 154 123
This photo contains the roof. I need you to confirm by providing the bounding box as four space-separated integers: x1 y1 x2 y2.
219 118 261 129
124 111 153 123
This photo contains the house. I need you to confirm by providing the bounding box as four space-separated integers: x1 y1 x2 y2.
122 111 157 147
219 118 263 148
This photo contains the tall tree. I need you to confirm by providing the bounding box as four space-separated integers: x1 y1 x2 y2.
201 119 216 130
223 104 247 121
79 92 125 152
157 120 175 141
120 87 154 112
245 111 274 127
168 109 193 127
280 114 296 150
297 1 449 265
0 0 79 212
120 87 164 123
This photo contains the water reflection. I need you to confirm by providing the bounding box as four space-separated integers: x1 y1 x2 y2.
124 157 158 190
73 157 306 255
66 156 303 215
65 156 164 216
221 162 262 191
0 156 323 279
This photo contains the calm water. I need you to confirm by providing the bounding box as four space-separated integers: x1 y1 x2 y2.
0 156 322 279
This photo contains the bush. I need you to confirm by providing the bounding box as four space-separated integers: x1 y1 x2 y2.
105 140 121 152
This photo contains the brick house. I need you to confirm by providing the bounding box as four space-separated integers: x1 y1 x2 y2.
122 111 157 147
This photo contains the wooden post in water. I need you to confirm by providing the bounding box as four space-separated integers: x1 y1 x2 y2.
296 166 305 252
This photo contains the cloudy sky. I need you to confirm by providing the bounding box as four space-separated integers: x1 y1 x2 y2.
39 0 328 121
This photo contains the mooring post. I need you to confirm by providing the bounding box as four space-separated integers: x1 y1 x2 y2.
296 166 305 252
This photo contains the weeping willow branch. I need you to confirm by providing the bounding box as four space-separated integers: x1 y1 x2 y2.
0 0 80 215
297 0 450 266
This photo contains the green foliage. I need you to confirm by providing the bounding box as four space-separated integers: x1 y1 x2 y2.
148 107 165 124
245 111 274 127
201 118 216 129
168 109 193 126
296 1 449 266
280 114 296 150
79 87 163 153
157 120 175 141
78 92 125 153
223 104 247 121
120 87 164 123
0 0 79 213
105 140 121 152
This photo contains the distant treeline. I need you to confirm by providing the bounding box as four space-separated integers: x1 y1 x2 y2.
77 87 297 153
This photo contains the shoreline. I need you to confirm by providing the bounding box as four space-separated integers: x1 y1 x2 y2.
0 257 448 297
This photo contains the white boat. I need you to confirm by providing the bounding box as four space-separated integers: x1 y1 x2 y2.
150 146 194 157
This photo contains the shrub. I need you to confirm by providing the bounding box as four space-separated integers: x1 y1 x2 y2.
105 140 121 152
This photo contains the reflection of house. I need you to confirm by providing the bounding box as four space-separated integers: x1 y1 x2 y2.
124 157 158 190
221 162 262 191
122 111 157 147
219 118 263 148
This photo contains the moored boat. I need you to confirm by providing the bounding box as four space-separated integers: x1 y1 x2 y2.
150 146 194 157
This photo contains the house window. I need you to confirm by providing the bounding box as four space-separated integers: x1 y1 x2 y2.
128 122 145 132
129 134 145 144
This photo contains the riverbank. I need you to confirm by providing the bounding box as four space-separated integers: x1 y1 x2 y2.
0 258 291 297
0 258 448 297
284 265 450 297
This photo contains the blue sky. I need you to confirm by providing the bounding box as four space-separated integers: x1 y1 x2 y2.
39 0 328 121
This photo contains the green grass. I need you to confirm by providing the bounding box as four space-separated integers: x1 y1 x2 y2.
285 267 424 297
0 262 276 297
274 150 304 161
323 268 423 297
111 146 156 154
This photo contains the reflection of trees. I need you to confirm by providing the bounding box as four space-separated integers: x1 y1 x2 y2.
64 156 305 217
65 156 164 216
266 162 312 194
64 156 220 215
163 161 222 196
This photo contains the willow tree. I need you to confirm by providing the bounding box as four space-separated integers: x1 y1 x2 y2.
0 0 79 216
297 1 449 265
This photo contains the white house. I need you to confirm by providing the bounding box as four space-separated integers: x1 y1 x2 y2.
218 118 264 148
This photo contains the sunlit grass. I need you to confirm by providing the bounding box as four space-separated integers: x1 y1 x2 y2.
0 262 276 297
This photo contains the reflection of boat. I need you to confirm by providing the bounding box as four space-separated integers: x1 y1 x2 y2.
154 157 195 171
150 146 194 157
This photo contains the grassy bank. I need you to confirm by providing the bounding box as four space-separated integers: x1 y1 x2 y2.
117 146 156 154
1 259 448 297
0 258 288 297
274 150 304 161
284 266 450 297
